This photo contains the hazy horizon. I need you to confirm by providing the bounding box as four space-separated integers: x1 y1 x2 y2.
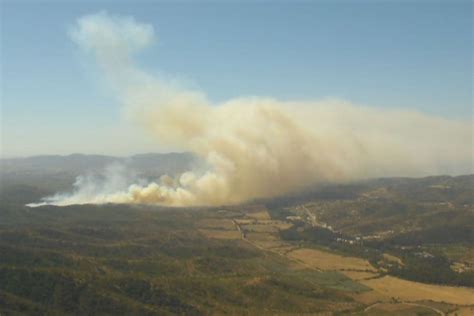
0 150 191 160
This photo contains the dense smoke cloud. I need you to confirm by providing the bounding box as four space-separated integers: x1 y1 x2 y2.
28 11 473 207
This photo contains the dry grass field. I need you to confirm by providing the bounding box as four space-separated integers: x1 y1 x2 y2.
245 209 271 220
234 219 255 225
196 219 236 229
206 206 474 311
341 271 379 281
364 303 440 315
241 224 279 233
197 206 474 311
247 240 292 250
448 306 474 315
360 276 474 305
255 220 293 230
287 248 377 272
198 229 241 240
245 232 279 242
196 218 242 240
383 253 404 266
350 290 391 305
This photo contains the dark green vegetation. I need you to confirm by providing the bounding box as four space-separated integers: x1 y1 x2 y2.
1 154 473 314
0 153 367 314
273 175 474 287
0 205 367 315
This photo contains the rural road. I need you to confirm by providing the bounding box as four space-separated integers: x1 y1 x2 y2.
363 302 445 315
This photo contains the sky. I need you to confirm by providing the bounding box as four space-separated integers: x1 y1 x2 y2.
1 0 472 158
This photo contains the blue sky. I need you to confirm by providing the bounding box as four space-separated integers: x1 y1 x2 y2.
1 1 472 157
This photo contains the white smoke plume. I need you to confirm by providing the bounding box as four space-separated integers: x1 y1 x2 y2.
29 11 473 207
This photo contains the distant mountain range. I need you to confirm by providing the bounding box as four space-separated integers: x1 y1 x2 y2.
1 152 197 176
0 153 198 196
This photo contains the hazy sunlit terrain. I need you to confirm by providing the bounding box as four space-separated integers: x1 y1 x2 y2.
1 1 473 315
